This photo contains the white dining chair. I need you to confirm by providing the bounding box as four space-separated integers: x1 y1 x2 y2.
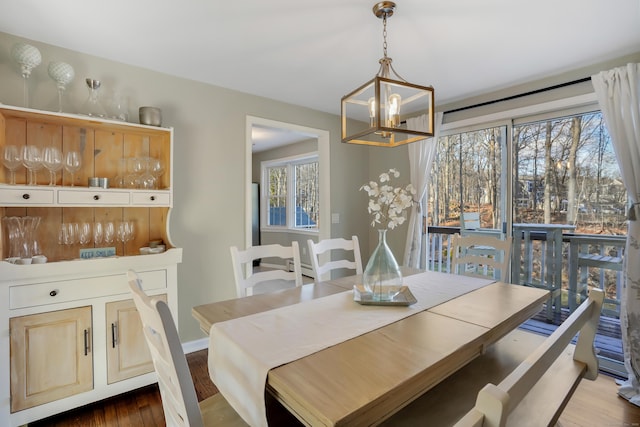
127 270 247 427
230 242 303 297
451 234 512 281
307 236 363 282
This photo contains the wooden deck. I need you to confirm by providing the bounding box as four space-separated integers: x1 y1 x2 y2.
520 304 623 369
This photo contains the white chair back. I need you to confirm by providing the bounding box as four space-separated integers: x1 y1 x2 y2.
128 270 204 427
230 242 303 297
307 236 363 282
451 234 512 281
462 212 481 230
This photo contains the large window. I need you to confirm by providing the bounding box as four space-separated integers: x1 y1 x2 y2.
428 126 506 230
263 154 319 231
514 111 626 232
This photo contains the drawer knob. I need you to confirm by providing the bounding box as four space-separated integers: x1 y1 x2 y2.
49 290 58 297
22 193 30 200
93 195 100 201
150 196 156 201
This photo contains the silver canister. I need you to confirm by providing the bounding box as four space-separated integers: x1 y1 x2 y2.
88 177 109 188
139 106 162 126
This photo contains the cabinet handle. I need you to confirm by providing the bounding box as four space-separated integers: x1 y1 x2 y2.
93 195 100 201
49 290 58 297
111 322 118 348
22 193 30 200
150 196 156 201
84 328 90 356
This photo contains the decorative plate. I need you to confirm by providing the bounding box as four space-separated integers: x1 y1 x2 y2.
353 285 417 306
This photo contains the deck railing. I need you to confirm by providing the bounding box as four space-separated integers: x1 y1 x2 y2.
425 226 625 319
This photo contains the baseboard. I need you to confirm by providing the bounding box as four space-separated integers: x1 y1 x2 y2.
286 259 315 278
183 337 208 354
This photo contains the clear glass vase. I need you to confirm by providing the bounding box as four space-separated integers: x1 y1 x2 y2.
363 229 403 301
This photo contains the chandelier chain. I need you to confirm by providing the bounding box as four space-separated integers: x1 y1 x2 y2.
382 14 388 58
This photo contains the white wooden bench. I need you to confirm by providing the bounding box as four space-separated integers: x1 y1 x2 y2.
382 288 604 427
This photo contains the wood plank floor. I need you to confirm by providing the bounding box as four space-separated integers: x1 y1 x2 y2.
31 349 640 426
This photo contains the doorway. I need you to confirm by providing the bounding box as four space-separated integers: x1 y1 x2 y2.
244 117 331 264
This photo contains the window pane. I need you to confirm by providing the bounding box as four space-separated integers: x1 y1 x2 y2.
294 161 319 229
429 127 503 229
513 111 626 232
268 166 287 226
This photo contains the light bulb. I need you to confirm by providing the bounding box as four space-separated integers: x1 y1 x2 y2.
388 93 401 127
368 97 376 126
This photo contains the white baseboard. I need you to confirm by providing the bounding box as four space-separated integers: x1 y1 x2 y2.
182 337 208 354
286 259 315 278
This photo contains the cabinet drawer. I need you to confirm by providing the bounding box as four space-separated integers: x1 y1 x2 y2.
58 189 130 205
131 191 171 205
0 187 55 204
9 269 167 309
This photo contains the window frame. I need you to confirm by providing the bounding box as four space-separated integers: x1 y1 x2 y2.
261 152 320 234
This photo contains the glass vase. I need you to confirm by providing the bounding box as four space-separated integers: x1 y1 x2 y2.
363 229 403 301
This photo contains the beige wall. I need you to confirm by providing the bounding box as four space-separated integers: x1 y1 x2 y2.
0 32 371 343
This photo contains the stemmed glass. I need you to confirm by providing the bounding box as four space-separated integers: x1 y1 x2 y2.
104 222 115 244
148 158 165 189
22 145 43 185
2 145 22 184
137 157 156 189
79 222 92 245
58 222 78 246
47 62 75 113
43 146 63 186
93 222 104 245
64 151 82 186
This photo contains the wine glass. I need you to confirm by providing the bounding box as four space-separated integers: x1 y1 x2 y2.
64 150 82 186
104 222 115 244
126 157 144 188
48 61 75 113
137 157 156 189
2 145 22 184
93 222 104 245
148 158 165 189
22 145 43 185
11 43 42 108
79 222 92 245
43 146 63 186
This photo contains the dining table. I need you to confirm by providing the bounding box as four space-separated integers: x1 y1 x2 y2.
192 269 549 427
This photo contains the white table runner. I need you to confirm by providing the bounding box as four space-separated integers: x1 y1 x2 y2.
208 271 493 426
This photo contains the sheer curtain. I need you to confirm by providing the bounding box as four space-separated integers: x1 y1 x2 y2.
403 112 443 268
592 63 640 406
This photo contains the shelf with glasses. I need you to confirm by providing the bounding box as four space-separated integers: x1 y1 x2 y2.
0 104 175 263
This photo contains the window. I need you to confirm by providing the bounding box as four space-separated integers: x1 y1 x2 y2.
513 111 626 231
263 154 319 231
428 125 506 230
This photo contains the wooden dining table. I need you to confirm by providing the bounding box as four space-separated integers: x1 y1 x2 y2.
192 270 549 426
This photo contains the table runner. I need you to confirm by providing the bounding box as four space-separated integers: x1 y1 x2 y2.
208 271 493 426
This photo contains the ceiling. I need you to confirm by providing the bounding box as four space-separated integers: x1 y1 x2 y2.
2 0 639 150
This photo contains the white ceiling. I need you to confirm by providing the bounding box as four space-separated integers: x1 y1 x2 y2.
2 0 640 149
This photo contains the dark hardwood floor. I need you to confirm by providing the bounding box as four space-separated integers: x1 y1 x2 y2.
31 349 640 426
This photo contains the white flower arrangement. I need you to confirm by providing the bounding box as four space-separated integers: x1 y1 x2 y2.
360 168 416 229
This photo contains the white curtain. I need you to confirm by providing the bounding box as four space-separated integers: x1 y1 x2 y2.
403 112 443 268
592 63 640 407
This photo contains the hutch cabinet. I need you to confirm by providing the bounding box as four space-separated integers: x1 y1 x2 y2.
0 105 182 426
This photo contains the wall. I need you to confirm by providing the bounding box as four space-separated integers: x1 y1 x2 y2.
0 32 371 343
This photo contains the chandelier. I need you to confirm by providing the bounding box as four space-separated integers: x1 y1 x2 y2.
341 2 435 147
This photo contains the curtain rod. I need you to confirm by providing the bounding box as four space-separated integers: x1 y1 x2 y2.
444 76 592 115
